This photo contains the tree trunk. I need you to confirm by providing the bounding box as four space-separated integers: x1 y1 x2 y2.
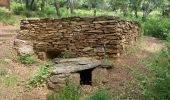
30 0 35 10
45 0 48 6
135 10 138 18
54 0 61 17
68 0 74 14
94 8 96 16
122 6 128 17
41 0 45 11
142 11 148 22
8 0 10 11
26 0 29 9
93 0 97 16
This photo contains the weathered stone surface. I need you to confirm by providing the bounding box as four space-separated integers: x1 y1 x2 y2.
47 80 65 90
49 75 65 83
14 39 34 55
47 73 80 89
92 68 109 86
53 57 112 74
47 57 113 89
70 73 80 85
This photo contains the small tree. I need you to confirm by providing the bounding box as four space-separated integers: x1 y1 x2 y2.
109 0 129 17
129 0 142 18
141 0 164 21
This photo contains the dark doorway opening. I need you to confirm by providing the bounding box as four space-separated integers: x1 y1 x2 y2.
46 51 61 59
80 69 93 85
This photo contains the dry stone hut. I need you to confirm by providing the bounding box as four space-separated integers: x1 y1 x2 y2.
14 16 140 88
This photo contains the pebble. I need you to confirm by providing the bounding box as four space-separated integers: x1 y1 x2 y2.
4 58 12 63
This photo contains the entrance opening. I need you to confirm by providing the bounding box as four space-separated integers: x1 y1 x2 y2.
80 69 93 85
46 51 61 59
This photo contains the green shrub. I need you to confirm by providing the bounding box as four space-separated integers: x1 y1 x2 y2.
11 2 24 15
143 17 170 40
18 54 37 64
1 74 21 87
21 10 35 17
36 11 46 17
86 89 112 100
150 50 170 100
143 49 170 100
26 64 53 88
42 6 56 17
47 79 81 100
0 8 18 25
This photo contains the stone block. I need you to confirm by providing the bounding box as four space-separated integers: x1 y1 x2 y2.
92 68 109 86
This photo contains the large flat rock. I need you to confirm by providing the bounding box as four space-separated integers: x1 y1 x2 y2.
52 57 113 75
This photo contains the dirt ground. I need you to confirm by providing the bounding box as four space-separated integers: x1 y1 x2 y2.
0 24 164 100
0 24 49 100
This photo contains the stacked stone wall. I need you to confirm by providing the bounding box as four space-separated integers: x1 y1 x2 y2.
17 16 140 59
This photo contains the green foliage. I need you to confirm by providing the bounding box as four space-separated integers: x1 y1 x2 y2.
11 2 56 18
0 8 19 25
26 64 53 89
0 74 21 87
143 17 170 40
47 79 81 100
22 6 56 18
147 49 170 100
18 54 37 65
124 65 149 99
42 6 56 17
0 67 8 76
86 89 112 100
141 48 170 100
11 2 24 15
0 68 21 87
125 47 170 100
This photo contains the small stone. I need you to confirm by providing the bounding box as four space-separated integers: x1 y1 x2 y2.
14 39 34 55
18 45 34 55
4 59 12 63
50 74 66 84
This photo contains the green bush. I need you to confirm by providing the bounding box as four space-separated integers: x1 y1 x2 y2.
11 2 24 15
21 10 36 18
47 79 81 100
86 89 112 100
42 6 56 17
143 17 170 40
151 50 170 100
36 11 46 17
144 49 170 100
18 54 37 64
0 8 17 25
26 64 53 88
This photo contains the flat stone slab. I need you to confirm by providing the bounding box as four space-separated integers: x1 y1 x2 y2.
52 57 113 75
